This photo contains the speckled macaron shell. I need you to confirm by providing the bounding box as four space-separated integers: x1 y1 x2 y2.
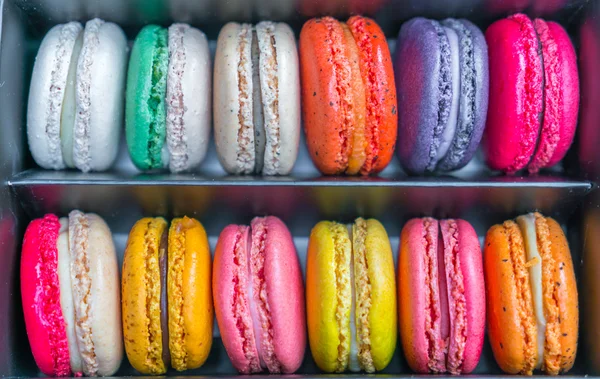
437 19 489 172
395 18 451 174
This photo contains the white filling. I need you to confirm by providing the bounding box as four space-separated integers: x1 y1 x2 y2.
60 32 83 168
436 26 460 164
517 213 546 369
56 218 83 373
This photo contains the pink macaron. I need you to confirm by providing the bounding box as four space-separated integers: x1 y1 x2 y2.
483 14 579 174
213 216 306 374
398 218 485 374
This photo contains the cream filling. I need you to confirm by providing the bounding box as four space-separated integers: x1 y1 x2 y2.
517 213 546 369
347 225 360 372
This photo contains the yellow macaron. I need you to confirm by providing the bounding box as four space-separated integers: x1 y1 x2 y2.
306 218 396 373
122 217 213 375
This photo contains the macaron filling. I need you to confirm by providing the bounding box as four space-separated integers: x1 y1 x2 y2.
68 211 99 376
166 24 190 173
256 22 282 176
428 23 453 172
351 219 375 372
439 19 477 170
37 215 72 376
505 14 544 173
159 228 171 369
435 27 460 166
439 220 467 374
72 19 103 173
347 16 380 174
528 20 562 173
517 213 562 373
235 24 256 174
252 30 266 174
46 23 83 170
503 220 537 374
421 218 446 372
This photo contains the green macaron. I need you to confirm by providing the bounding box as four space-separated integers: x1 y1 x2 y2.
126 25 168 170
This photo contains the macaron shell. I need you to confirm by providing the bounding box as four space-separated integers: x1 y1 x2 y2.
452 219 485 373
545 218 578 371
300 18 365 175
213 225 261 373
395 18 444 175
168 217 213 370
258 216 306 373
80 213 123 375
363 219 397 370
544 22 579 168
347 16 397 174
306 221 351 372
398 218 439 373
257 22 301 176
126 25 168 171
213 22 256 175
484 223 536 374
73 19 127 172
21 216 71 376
122 217 168 374
166 24 211 173
483 15 544 173
27 22 83 170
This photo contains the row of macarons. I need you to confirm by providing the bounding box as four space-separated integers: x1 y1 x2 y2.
22 211 577 376
28 13 578 176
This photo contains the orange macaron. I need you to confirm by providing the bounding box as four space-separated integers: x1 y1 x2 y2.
484 213 578 375
300 16 397 175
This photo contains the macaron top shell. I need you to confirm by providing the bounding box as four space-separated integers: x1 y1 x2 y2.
21 215 71 377
126 25 169 171
483 14 544 173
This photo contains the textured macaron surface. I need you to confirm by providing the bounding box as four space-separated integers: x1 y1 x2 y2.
21 215 71 377
126 25 168 170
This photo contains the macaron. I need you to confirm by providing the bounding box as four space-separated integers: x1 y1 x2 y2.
394 18 489 174
21 211 122 376
213 22 300 175
126 24 211 173
213 216 305 373
484 212 578 375
27 19 128 172
300 16 397 175
122 216 213 374
484 14 579 174
398 218 485 374
307 218 396 373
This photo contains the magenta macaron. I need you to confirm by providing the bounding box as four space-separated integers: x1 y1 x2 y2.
483 14 579 174
213 216 306 374
398 218 485 374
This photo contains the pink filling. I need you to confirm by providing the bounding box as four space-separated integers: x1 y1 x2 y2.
231 226 261 373
37 215 71 376
506 14 544 173
423 218 446 373
440 220 467 374
249 218 280 373
528 19 562 173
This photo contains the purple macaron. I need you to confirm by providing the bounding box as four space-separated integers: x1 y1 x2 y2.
395 18 489 175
